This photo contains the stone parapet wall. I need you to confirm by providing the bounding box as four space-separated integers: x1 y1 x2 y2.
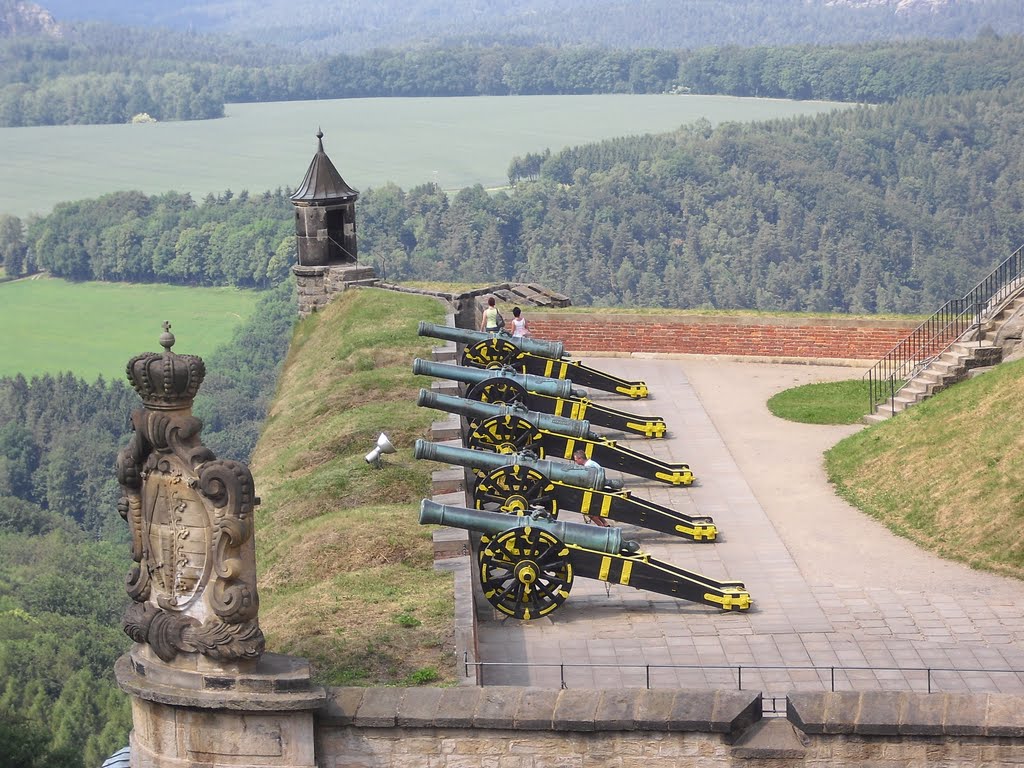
316 687 758 767
789 690 1024 738
526 313 917 362
422 309 481 686
786 691 1024 765
321 726 733 766
310 687 1024 767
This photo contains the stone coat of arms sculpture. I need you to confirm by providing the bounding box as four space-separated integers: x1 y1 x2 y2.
117 323 264 663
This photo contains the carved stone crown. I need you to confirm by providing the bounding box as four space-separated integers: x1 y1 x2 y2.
126 322 206 410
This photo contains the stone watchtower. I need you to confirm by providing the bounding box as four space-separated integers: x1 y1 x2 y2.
291 129 379 316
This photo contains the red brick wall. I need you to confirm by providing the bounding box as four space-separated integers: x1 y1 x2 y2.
525 314 915 360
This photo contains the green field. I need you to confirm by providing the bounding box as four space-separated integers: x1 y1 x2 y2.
0 277 261 380
0 94 850 218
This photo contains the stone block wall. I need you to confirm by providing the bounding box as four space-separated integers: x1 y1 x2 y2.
526 313 917 362
309 687 1024 767
316 687 760 767
294 264 380 317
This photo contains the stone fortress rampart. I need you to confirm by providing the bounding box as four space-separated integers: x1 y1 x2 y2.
115 296 1024 768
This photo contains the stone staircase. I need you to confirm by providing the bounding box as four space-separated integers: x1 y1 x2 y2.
864 294 1024 424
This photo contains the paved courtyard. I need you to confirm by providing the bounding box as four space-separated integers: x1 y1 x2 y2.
474 357 1024 697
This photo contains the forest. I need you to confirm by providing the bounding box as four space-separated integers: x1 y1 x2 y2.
0 282 295 766
29 0 1024 52
0 188 296 286
0 28 1021 126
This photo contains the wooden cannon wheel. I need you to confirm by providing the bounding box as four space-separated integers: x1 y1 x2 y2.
467 414 544 455
461 338 526 370
473 465 559 516
478 526 573 620
466 376 528 405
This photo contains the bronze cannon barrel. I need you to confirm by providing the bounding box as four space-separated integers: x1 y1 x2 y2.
418 321 565 360
417 389 595 440
414 438 615 490
412 358 583 399
419 498 624 554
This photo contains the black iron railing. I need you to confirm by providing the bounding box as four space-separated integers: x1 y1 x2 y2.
465 654 1024 697
865 243 1024 416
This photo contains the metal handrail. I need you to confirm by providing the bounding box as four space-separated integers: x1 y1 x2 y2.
465 654 1024 695
865 243 1024 416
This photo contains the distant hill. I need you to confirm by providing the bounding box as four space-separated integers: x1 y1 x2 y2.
0 0 60 37
31 0 1024 51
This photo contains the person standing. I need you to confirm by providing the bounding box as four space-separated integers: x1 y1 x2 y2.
479 296 501 333
510 306 531 338
573 449 610 527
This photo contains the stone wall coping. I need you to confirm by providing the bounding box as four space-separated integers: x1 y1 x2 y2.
528 311 916 330
788 691 1024 737
115 654 327 712
377 282 460 302
292 265 329 277
321 686 762 734
572 350 876 367
376 283 516 303
294 264 376 277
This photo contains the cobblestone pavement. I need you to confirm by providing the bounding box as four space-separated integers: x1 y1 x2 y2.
474 357 1024 696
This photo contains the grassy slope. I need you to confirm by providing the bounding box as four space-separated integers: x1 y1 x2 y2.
827 359 1024 579
0 277 260 379
249 288 456 685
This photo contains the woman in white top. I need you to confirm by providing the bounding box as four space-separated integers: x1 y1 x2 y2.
510 306 530 337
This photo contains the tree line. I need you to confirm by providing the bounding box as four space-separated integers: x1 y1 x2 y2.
31 0 1024 55
1 25 1022 125
1 188 295 287
0 281 296 765
0 20 290 125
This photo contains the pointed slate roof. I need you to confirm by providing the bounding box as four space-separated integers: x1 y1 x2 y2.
290 129 359 205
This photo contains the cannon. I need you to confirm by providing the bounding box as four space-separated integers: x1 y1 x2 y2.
418 387 594 442
418 322 648 399
418 321 565 360
415 438 619 492
415 440 715 541
420 499 750 619
418 389 695 486
413 358 667 438
413 358 583 400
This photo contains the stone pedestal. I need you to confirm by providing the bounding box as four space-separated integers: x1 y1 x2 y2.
116 646 326 768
